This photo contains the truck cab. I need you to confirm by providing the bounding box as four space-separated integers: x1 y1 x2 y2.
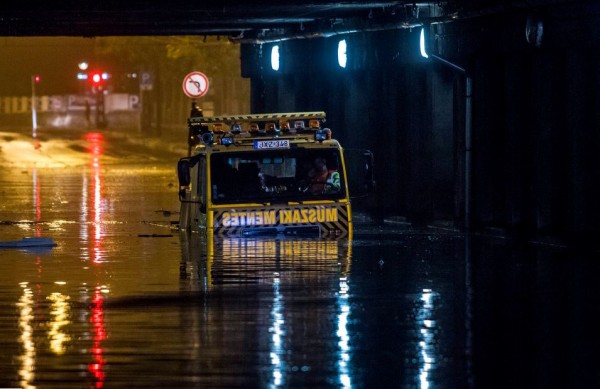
177 111 370 238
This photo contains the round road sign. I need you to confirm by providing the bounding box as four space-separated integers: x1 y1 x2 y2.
183 71 209 98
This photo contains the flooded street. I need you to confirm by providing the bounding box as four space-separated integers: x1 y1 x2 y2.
1 130 599 388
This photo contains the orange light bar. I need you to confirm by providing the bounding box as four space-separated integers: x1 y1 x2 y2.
249 123 260 133
266 122 277 133
212 123 224 133
279 120 291 132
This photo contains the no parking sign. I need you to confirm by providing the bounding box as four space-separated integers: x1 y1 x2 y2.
182 71 209 98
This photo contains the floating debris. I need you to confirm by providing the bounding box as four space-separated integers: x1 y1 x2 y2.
0 237 57 248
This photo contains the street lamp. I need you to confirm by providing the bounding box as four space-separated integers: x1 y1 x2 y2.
271 45 280 71
338 39 347 68
31 75 41 138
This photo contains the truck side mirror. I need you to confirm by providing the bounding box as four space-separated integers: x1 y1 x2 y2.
178 158 191 186
177 158 191 201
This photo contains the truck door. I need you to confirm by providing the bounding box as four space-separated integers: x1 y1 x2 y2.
178 155 207 231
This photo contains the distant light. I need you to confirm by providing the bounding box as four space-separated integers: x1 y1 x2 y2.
77 73 88 80
78 61 89 70
271 45 280 71
420 28 429 58
337 39 347 68
34 75 41 83
92 73 102 83
101 72 110 80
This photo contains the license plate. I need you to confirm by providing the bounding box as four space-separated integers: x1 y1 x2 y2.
253 140 290 149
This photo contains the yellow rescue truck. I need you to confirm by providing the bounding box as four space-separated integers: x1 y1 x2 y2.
177 110 373 238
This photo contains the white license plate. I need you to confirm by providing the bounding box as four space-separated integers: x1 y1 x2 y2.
253 140 290 149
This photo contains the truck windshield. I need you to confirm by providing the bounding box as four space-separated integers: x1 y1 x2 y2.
210 149 346 204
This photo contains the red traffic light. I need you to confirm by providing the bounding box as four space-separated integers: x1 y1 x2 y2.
34 75 41 83
90 72 110 85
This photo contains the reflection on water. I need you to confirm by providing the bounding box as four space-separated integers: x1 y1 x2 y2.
337 276 351 388
417 289 438 389
269 276 285 387
88 287 107 388
33 168 41 237
2 134 598 387
47 292 71 355
181 235 352 289
3 131 165 388
179 234 354 387
80 133 104 264
17 282 35 389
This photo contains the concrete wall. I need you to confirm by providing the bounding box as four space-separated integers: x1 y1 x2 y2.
240 5 600 244
0 93 141 130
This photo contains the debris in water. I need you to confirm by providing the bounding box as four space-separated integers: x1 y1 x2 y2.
0 237 57 248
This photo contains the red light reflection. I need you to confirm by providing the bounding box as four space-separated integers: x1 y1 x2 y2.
83 132 105 264
32 168 43 277
84 132 105 156
88 288 106 388
33 168 41 237
92 160 102 263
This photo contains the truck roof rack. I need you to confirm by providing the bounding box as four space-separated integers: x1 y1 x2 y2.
189 111 326 125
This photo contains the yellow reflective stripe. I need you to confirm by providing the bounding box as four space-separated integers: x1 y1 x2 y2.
189 111 326 124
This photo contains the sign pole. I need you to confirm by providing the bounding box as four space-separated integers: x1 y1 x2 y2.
31 75 37 138
183 71 209 156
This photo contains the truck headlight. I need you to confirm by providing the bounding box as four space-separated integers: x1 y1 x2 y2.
201 132 214 145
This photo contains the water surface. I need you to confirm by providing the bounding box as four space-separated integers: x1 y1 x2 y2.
1 132 598 388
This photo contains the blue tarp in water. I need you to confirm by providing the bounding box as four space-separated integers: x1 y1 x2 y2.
0 237 57 248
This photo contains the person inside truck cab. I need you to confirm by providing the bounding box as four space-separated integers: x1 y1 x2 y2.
307 157 340 194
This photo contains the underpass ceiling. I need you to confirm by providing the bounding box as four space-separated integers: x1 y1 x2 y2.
0 0 590 41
